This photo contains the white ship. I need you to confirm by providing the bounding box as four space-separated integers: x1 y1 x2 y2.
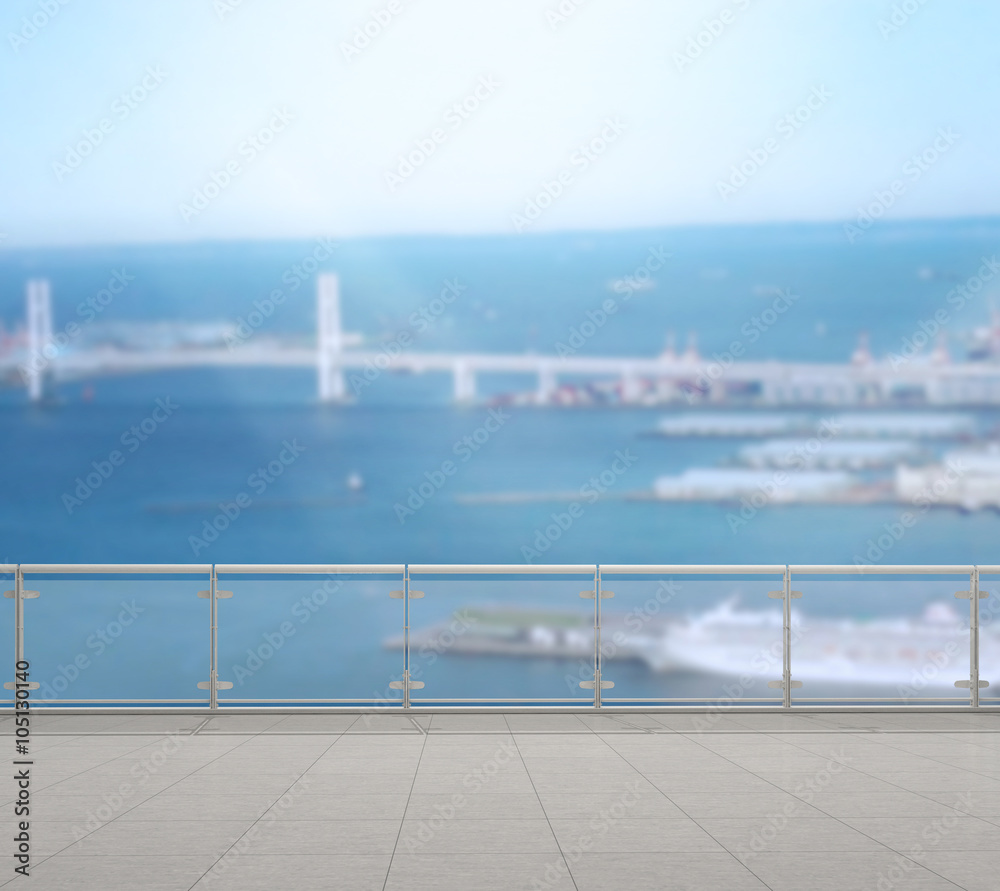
827 412 977 439
738 438 924 470
662 597 993 690
390 598 994 691
895 443 1000 510
650 413 810 438
651 468 860 502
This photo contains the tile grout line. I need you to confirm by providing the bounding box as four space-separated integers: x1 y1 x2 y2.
745 725 974 887
503 713 582 891
379 717 431 891
588 727 778 891
0 725 233 886
182 714 361 891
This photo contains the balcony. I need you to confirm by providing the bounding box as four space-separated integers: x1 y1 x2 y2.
6 564 999 888
6 711 999 889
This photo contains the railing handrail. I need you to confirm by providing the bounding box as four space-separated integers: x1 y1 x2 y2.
18 564 212 574
10 563 985 575
215 564 405 574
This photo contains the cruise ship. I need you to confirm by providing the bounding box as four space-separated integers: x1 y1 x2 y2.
389 599 994 690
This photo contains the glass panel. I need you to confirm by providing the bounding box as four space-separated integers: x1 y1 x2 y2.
407 572 596 703
23 574 209 703
216 572 404 704
601 573 785 704
974 573 1000 705
790 574 971 703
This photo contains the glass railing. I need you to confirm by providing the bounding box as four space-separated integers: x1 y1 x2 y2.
3 563 996 708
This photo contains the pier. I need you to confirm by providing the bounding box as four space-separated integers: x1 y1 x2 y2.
7 272 1000 405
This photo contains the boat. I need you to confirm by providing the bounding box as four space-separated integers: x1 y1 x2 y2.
737 438 924 470
650 468 859 502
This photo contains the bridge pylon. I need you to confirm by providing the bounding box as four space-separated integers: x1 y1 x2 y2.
25 278 53 402
317 272 347 402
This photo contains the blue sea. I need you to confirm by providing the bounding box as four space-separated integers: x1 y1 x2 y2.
3 219 999 704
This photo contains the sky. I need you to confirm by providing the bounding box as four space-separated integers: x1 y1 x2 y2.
1 0 998 247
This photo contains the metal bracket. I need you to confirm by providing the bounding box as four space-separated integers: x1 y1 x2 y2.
390 669 424 708
197 679 234 690
768 680 804 689
3 590 39 599
579 680 615 689
955 679 990 689
390 590 424 599
768 590 802 599
4 682 39 690
198 590 232 599
955 590 989 599
579 590 614 599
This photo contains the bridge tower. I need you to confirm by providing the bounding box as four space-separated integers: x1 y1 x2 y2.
453 359 476 403
317 273 347 402
621 364 642 403
536 362 557 404
25 278 53 402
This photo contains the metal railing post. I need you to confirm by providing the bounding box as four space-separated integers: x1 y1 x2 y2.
4 567 39 698
782 566 792 708
594 565 602 709
14 566 23 676
210 565 218 710
403 564 410 709
971 566 980 708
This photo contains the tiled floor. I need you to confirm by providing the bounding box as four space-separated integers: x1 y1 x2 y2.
2 710 999 890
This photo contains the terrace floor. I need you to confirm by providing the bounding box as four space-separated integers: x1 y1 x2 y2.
2 711 999 890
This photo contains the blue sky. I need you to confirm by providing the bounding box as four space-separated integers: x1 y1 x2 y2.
1 0 998 247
